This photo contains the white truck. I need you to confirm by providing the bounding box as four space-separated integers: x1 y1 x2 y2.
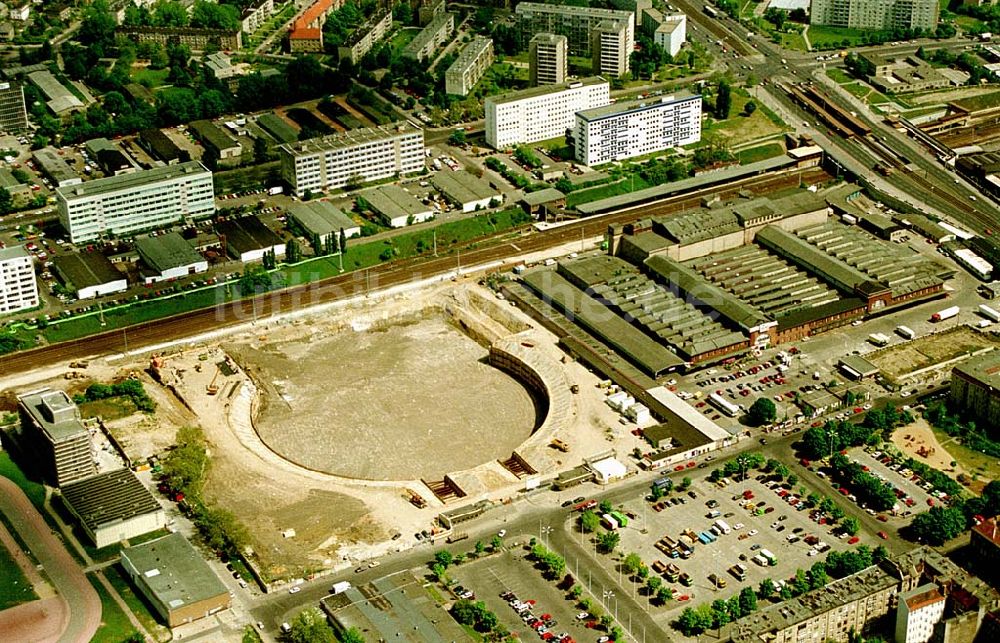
714 519 732 535
895 325 915 340
331 581 352 595
267 186 284 196
932 306 960 322
868 333 891 347
979 304 1000 323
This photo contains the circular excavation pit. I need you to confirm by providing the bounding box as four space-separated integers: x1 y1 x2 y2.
235 311 541 481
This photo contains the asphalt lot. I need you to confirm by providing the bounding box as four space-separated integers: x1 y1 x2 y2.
451 549 596 642
844 446 936 513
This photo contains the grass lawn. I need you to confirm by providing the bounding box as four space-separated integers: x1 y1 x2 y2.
779 31 808 51
88 574 140 643
0 452 46 510
78 397 137 421
129 67 170 89
826 68 853 84
0 540 38 611
931 426 1000 483
737 142 786 165
390 27 420 53
104 566 169 640
806 25 868 49
565 175 651 207
704 92 787 146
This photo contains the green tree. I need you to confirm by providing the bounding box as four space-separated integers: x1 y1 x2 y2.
599 499 613 514
739 586 758 613
744 100 758 116
841 517 861 536
624 552 643 575
490 535 503 551
393 1 413 24
715 80 732 119
434 550 454 568
748 398 777 425
431 562 447 582
286 607 336 643
449 129 467 146
474 540 485 556
758 578 775 598
810 561 829 589
338 627 366 643
579 510 600 533
596 530 620 554
910 506 968 545
646 575 662 593
787 474 799 488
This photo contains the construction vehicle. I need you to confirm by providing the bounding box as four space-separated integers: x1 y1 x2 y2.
69 360 89 369
206 366 220 395
550 439 570 452
405 489 427 508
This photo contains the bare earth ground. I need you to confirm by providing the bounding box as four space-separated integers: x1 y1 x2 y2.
867 326 996 380
891 417 973 486
230 313 538 480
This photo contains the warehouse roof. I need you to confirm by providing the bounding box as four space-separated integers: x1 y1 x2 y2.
775 297 865 331
520 187 565 206
57 161 210 200
0 168 26 189
120 533 228 610
190 120 240 153
136 232 204 273
755 225 876 295
953 349 1000 388
644 254 772 332
431 170 498 205
366 184 429 221
60 468 162 533
52 252 123 291
217 216 283 255
140 129 188 163
256 112 298 144
288 201 357 237
27 70 82 113
487 76 607 106
645 386 732 442
839 354 880 379
33 147 80 184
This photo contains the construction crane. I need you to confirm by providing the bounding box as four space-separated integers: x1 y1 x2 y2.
206 366 220 395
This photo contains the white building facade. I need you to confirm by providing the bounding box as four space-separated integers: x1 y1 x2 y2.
56 162 214 244
278 123 425 197
895 584 946 643
486 78 610 149
573 94 702 166
0 245 38 314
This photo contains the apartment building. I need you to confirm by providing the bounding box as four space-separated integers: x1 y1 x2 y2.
403 12 455 61
445 36 494 96
951 351 1000 430
289 0 340 52
641 9 687 57
516 3 633 74
278 123 425 197
240 0 274 34
573 94 702 166
56 161 215 244
485 77 610 149
896 584 947 643
0 245 38 314
337 11 392 64
810 0 939 31
529 33 568 86
116 26 243 51
17 389 96 487
0 80 28 133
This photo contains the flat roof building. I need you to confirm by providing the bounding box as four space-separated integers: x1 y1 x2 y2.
486 77 610 149
838 354 880 380
51 251 127 300
640 10 686 57
338 11 392 64
240 0 274 34
136 232 209 285
27 69 82 114
0 245 38 315
951 350 1000 431
0 80 28 133
896 584 947 643
365 184 434 228
278 123 424 197
403 12 455 61
57 161 215 243
288 200 360 240
17 389 95 487
33 146 82 187
60 468 166 549
431 170 502 212
590 17 633 77
190 120 242 163
119 533 230 627
573 94 702 166
810 0 939 31
217 216 286 263
445 36 494 96
515 3 634 73
139 129 190 165
529 33 568 86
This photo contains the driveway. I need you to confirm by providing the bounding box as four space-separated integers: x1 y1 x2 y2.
0 477 99 643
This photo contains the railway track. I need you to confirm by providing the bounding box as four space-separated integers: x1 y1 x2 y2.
0 169 826 374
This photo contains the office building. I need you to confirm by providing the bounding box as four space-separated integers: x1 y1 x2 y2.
338 11 392 64
951 351 1000 431
57 161 214 244
120 533 230 627
403 12 455 61
529 33 568 86
445 36 494 96
516 3 634 74
60 468 166 549
896 584 947 643
278 123 424 197
573 94 702 166
17 389 96 487
640 9 687 57
0 80 27 133
0 245 38 314
809 0 939 31
485 77 610 149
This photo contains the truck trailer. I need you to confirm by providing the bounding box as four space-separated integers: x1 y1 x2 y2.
932 306 960 322
895 326 915 340
979 304 1000 323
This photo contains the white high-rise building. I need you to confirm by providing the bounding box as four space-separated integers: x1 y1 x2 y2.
810 0 939 31
486 77 610 149
895 584 946 643
641 9 687 57
0 245 38 314
516 2 634 75
573 94 702 166
529 33 568 86
278 122 425 197
56 161 214 244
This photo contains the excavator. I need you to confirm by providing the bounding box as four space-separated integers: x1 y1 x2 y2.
206 366 220 395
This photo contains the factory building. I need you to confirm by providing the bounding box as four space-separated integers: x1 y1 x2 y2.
60 468 166 549
136 233 209 285
486 77 610 149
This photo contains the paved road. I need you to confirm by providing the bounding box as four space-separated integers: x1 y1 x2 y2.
0 478 99 643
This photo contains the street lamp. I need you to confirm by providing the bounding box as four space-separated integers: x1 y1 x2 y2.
540 525 552 548
828 429 838 461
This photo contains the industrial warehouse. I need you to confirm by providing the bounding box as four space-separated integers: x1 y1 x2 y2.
519 185 952 373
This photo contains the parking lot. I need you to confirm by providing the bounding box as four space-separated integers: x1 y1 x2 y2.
451 550 596 643
592 468 871 620
838 446 938 515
